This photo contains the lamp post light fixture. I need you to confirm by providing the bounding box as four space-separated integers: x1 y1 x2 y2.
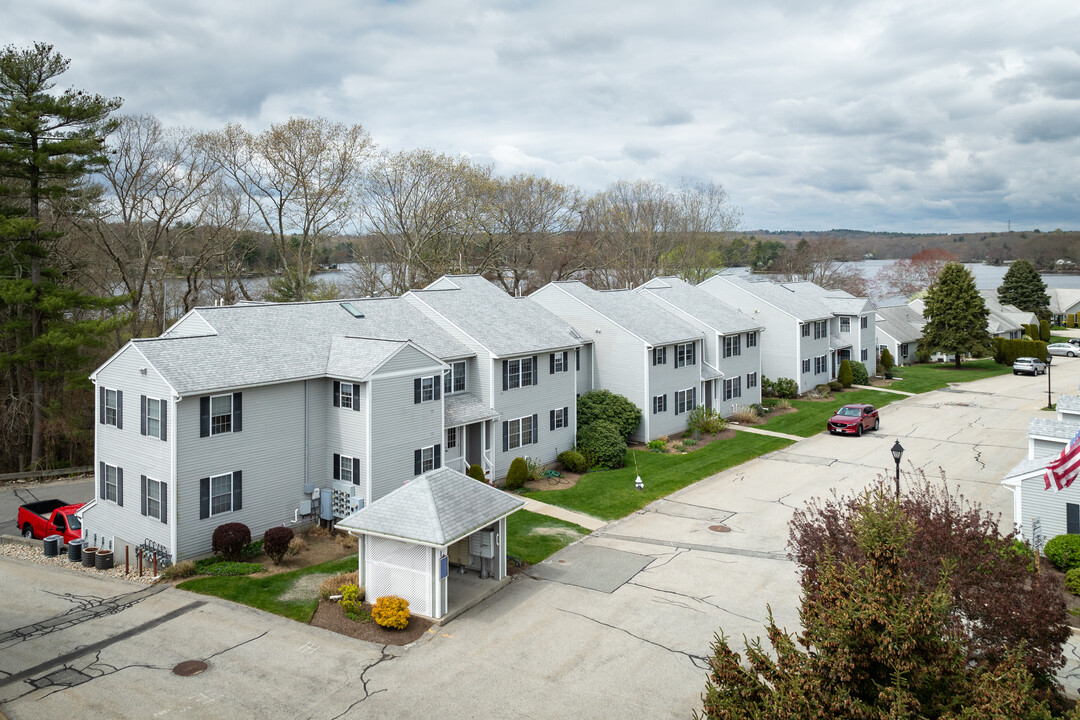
1046 353 1053 410
891 439 905 499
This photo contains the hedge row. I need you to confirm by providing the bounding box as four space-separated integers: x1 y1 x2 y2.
992 337 1048 366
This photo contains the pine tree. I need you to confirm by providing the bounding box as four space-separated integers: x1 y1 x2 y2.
918 263 992 369
0 43 125 469
998 259 1050 322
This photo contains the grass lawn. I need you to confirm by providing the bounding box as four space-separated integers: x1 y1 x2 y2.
886 358 1012 393
758 389 902 438
524 433 792 521
178 555 357 623
506 510 590 564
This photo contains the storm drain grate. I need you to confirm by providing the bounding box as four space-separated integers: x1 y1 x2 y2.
709 524 731 533
173 660 208 677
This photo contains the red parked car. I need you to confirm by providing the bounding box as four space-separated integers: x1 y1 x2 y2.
17 499 85 544
827 404 879 436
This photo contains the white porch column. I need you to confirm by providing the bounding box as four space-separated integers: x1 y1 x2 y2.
496 517 507 580
357 535 366 587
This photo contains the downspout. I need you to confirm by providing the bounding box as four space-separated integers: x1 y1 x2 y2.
304 380 309 489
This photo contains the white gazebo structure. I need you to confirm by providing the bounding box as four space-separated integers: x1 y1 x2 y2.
337 468 524 620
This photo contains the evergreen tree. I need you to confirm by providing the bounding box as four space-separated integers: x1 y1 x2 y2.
918 263 992 369
0 43 125 469
998 259 1050 322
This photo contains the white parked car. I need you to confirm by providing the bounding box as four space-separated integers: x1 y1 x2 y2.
1012 356 1047 375
1048 343 1078 358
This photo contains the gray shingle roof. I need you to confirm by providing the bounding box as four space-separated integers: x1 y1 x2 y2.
635 276 762 335
407 275 582 356
1028 417 1080 441
445 392 500 426
541 281 702 346
786 282 874 315
1059 395 1080 416
129 297 471 395
700 361 723 380
875 306 923 343
1002 455 1053 482
1049 288 1080 316
704 275 834 322
336 467 524 545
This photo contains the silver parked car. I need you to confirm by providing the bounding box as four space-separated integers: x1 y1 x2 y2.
1012 356 1047 375
1048 343 1079 358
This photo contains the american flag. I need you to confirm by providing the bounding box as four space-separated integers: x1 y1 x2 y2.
1045 428 1080 491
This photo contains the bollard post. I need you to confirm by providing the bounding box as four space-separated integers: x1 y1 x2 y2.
138 549 143 577
125 547 129 576
153 553 157 577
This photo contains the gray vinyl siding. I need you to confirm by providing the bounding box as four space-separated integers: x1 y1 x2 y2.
379 344 442 375
85 344 174 556
324 379 369 497
575 344 593 394
715 336 763 417
647 342 701 440
799 328 831 393
1032 438 1066 459
857 313 877 371
369 364 444 502
161 311 215 338
1020 474 1080 540
492 352 577 480
403 295 492 406
175 382 307 560
306 379 330 496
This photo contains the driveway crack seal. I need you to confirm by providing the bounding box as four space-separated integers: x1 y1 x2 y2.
596 533 789 561
556 607 709 670
0 586 166 647
0 600 206 690
328 645 394 719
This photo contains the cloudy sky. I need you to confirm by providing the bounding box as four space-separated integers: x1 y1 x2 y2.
4 0 1078 232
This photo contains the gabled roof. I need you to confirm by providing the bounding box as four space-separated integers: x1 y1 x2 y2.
337 467 524 546
538 281 702 346
1049 288 1080 316
700 361 724 381
1028 417 1080 442
785 282 875 316
875 305 923 344
1002 455 1052 484
407 275 582 357
704 275 833 322
445 392 500 427
636 276 762 335
1058 395 1080 417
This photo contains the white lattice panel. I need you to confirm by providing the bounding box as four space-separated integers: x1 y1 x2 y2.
366 537 431 616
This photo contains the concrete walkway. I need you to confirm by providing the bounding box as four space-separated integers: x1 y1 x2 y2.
519 496 608 531
728 424 804 442
853 383 916 396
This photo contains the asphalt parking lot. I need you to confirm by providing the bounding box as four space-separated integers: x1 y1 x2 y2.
2 355 1078 719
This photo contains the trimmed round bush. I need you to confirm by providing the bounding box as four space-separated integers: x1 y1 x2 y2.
880 348 895 378
1067 568 1080 596
837 359 854 388
1045 534 1080 572
263 526 294 565
828 380 843 392
467 464 486 482
212 522 251 562
773 377 798 399
372 595 410 630
558 449 588 473
505 457 529 490
849 360 869 385
577 420 627 469
577 390 642 438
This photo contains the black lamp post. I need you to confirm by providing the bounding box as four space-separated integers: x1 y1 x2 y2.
891 439 905 499
1046 354 1053 410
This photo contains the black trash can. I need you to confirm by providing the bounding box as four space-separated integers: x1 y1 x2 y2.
67 538 84 562
43 535 61 557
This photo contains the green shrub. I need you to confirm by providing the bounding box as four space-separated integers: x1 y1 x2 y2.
160 560 197 580
880 348 894 378
814 384 832 397
773 377 798 399
523 456 544 482
995 338 1048 366
1040 319 1050 342
505 457 529 490
242 539 263 558
467 464 486 482
1067 569 1080 596
212 522 251 562
372 595 410 630
646 438 667 452
837 359 854 388
263 526 294 565
849 360 869 385
1044 534 1080 571
576 420 627 469
338 583 365 614
195 560 263 576
828 380 843 392
687 405 726 434
557 449 588 473
577 390 642 438
761 377 776 398
682 436 697 446
1069 314 1076 328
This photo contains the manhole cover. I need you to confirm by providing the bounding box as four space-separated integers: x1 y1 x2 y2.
709 524 731 533
173 660 208 677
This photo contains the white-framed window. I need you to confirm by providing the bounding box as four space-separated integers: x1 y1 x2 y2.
747 372 758 389
747 332 757 348
861 348 868 362
724 376 742 401
444 361 466 394
652 394 667 414
675 342 696 368
420 446 436 473
802 358 811 374
675 388 696 415
553 353 566 373
507 415 534 450
840 316 851 332
813 321 827 340
211 394 233 435
815 355 827 374
551 407 569 429
801 323 810 338
145 397 162 438
340 382 354 410
210 472 234 516
340 454 355 484
421 376 435 402
900 343 910 358
723 335 741 358
104 463 118 503
145 477 165 521
104 388 119 426
652 346 667 365
861 315 868 329
505 357 535 390
446 427 458 449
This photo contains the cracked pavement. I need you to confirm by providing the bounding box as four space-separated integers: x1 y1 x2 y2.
1 358 1077 719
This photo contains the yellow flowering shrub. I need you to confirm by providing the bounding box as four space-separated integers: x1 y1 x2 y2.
372 595 410 630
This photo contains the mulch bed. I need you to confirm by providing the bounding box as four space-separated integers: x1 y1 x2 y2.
310 599 433 645
1040 557 1080 620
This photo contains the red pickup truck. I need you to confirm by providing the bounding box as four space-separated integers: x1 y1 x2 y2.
18 500 85 544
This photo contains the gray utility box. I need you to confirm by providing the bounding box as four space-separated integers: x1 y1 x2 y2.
469 530 496 559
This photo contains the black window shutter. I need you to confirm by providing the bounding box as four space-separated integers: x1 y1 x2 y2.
232 392 242 432
550 354 555 374
353 384 361 411
502 361 509 391
333 381 340 407
116 390 123 429
333 453 341 480
576 348 580 371
533 356 539 385
140 395 147 436
414 449 422 476
563 407 568 426
161 483 168 524
353 457 361 485
503 421 509 452
116 467 124 507
141 475 148 516
1069 504 1080 534
563 351 568 371
434 376 441 400
199 477 210 519
692 387 697 409
434 444 441 469
232 471 242 511
414 378 422 403
531 413 538 444
200 396 210 437
652 349 657 366
99 386 105 424
550 409 556 431
161 402 168 441
99 461 106 499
